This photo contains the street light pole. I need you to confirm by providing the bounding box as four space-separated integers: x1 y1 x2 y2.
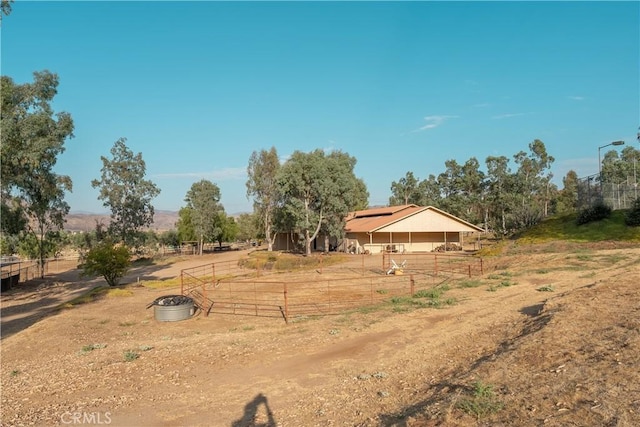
597 140 625 203
598 140 625 178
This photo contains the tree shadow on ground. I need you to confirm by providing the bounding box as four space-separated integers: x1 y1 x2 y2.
0 260 183 340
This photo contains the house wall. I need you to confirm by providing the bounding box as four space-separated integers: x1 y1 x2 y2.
377 209 478 233
345 231 462 254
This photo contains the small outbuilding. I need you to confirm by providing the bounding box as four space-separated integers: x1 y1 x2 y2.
341 204 484 254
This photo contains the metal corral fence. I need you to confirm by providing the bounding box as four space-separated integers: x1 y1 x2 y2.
180 253 478 322
382 252 483 277
1 257 80 290
195 273 440 323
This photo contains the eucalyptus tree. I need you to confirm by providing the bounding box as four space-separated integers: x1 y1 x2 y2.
1 71 74 272
92 138 160 247
437 159 464 216
235 212 260 243
211 213 238 248
389 171 422 206
319 151 369 252
556 170 579 214
176 206 197 243
278 149 365 255
418 174 442 207
513 139 555 224
246 147 281 251
184 179 223 255
601 146 640 184
485 155 515 235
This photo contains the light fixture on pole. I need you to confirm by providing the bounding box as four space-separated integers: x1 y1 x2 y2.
598 140 625 178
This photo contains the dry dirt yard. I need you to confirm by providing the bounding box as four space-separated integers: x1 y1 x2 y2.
1 242 639 427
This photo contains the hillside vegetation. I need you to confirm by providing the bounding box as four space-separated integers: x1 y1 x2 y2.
515 209 640 244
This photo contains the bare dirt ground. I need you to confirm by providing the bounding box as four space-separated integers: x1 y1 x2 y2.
1 242 639 427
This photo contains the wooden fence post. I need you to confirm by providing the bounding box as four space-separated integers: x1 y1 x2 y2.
434 255 438 276
283 283 289 323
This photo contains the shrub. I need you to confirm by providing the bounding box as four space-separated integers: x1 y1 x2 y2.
81 240 131 286
576 202 612 225
625 198 640 227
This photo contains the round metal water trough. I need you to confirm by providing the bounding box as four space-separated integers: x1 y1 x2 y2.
148 295 195 322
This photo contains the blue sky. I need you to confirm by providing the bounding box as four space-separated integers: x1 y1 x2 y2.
2 1 639 214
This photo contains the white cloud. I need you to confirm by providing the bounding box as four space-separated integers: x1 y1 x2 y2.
153 167 246 180
412 115 458 132
491 112 527 119
568 95 585 101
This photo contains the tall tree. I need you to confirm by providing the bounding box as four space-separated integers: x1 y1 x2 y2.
1 71 74 272
235 212 260 243
92 138 160 247
184 179 223 255
22 171 72 276
485 155 515 236
278 149 365 255
459 157 486 225
512 139 555 223
556 170 579 214
246 147 281 251
389 171 422 206
319 151 368 252
418 174 442 207
176 206 196 243
211 213 238 248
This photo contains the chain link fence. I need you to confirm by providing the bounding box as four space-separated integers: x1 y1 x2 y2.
577 173 639 211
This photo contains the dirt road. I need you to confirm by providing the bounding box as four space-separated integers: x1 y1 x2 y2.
1 243 639 426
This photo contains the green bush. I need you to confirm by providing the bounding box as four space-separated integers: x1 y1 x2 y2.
576 202 612 225
81 240 131 286
625 198 640 227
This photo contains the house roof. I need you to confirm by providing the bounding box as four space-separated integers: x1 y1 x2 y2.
345 204 484 233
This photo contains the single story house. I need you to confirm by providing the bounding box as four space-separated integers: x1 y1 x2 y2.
272 204 484 254
341 204 484 254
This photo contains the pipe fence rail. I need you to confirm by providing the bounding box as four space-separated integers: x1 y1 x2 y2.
181 256 459 323
382 252 483 278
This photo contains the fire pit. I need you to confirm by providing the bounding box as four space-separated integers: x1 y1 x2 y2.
147 295 195 322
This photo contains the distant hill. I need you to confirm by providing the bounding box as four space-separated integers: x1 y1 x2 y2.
65 210 179 232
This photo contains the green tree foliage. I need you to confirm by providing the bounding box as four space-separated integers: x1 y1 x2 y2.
92 138 160 247
278 149 367 255
601 146 640 184
158 230 180 247
235 212 260 242
212 213 238 247
246 147 281 251
386 140 563 236
556 170 579 214
389 171 422 205
81 240 131 287
176 207 196 243
184 179 223 255
1 71 74 274
485 155 516 235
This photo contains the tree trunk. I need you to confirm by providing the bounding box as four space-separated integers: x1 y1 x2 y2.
324 235 330 253
304 229 312 256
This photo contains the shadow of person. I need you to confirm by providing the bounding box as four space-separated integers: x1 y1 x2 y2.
231 393 277 427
